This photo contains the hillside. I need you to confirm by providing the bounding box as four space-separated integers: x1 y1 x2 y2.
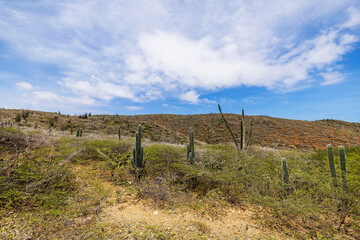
1 108 360 239
1 108 359 150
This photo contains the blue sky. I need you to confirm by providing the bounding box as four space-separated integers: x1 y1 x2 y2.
0 0 360 122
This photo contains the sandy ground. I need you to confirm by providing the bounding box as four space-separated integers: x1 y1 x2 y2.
101 194 280 239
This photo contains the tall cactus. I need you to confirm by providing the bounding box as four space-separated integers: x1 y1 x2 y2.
118 128 121 140
241 109 245 150
187 128 195 164
282 158 290 196
338 146 347 193
130 124 145 182
246 119 253 149
76 129 80 137
80 128 83 137
218 104 240 151
218 104 252 151
327 144 338 188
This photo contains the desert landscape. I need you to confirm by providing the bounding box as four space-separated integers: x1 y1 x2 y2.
1 1 360 239
1 108 359 239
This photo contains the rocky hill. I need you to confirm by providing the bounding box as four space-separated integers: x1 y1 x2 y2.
1 108 359 150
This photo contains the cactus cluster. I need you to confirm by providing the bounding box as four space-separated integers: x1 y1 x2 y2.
218 104 240 151
326 145 348 193
76 128 83 137
1 120 12 127
218 104 253 151
130 124 145 182
187 128 195 164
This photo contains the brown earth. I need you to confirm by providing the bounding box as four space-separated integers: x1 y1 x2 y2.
101 187 280 239
1 108 359 150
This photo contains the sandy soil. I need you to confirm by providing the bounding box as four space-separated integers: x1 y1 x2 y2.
101 194 281 239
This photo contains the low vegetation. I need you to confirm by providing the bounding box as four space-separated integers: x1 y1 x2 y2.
0 109 359 239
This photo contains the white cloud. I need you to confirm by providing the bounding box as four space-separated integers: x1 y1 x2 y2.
0 0 359 108
15 82 33 90
126 106 144 111
33 91 60 101
320 72 346 85
130 26 358 92
61 77 135 101
179 90 215 104
30 91 96 106
342 7 360 28
180 90 201 104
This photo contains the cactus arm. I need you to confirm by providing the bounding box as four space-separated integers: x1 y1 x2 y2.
138 124 142 147
140 146 144 168
130 156 136 169
135 132 140 166
240 119 244 150
218 104 240 151
246 119 253 149
142 151 146 167
327 144 338 188
187 144 190 159
130 124 145 182
339 146 347 193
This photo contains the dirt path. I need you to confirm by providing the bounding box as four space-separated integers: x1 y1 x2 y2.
102 197 281 239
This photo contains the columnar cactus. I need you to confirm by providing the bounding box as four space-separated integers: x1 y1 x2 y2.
80 128 83 137
282 158 290 196
327 144 338 188
130 124 145 182
246 119 253 149
241 109 245 150
187 128 195 164
76 129 80 137
218 104 240 151
339 146 347 193
218 104 253 151
118 128 121 140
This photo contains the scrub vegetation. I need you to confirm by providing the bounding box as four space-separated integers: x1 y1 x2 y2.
0 108 359 239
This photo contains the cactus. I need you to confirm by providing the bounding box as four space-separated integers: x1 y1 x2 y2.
118 128 121 140
218 104 253 151
339 146 347 193
76 129 80 137
282 158 290 196
70 127 73 135
246 119 253 149
327 144 338 188
130 124 145 182
241 109 245 150
187 128 195 164
80 128 83 137
218 104 240 151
